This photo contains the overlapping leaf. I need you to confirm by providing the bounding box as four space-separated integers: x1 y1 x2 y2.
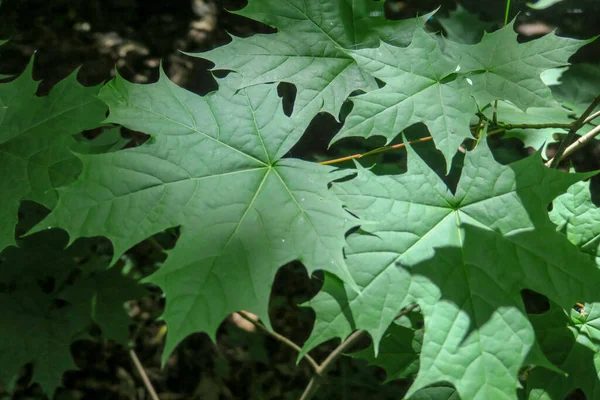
193 0 431 118
303 140 600 399
0 59 107 252
351 320 422 382
550 179 600 262
332 28 477 170
551 63 600 119
527 303 600 399
34 71 360 362
446 22 591 111
0 229 144 395
437 5 492 45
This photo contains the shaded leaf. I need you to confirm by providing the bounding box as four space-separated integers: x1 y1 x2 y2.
551 63 600 119
526 303 600 399
0 230 144 395
351 322 422 382
0 58 107 252
303 139 600 399
437 5 493 45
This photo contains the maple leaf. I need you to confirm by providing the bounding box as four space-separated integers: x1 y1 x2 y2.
60 267 147 344
0 229 144 395
0 58 107 253
550 179 600 263
33 71 360 362
331 27 477 170
446 22 591 111
351 321 422 382
302 139 600 399
437 5 493 45
0 289 86 396
192 0 431 118
526 303 600 399
551 63 600 119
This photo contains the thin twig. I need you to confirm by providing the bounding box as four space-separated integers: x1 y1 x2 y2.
504 0 511 26
549 95 600 168
237 311 320 373
129 349 160 400
546 124 600 166
477 112 571 130
486 128 506 137
299 304 419 400
318 136 433 166
147 237 166 253
493 100 499 125
501 122 572 130
584 109 600 125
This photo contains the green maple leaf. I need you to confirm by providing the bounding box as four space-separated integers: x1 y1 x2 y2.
0 58 107 253
0 289 87 396
0 230 144 395
551 63 600 119
331 28 477 170
192 0 431 118
351 321 422 382
33 71 359 362
437 5 493 45
550 179 600 263
59 267 147 344
526 303 600 399
302 139 600 399
446 22 591 111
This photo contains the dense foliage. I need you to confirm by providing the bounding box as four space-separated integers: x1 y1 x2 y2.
2 0 600 398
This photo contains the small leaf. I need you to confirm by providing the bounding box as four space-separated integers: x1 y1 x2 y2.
0 57 107 252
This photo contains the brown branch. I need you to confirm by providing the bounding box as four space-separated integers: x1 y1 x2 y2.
299 304 419 400
549 95 600 168
237 311 320 373
129 349 160 400
318 136 433 166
